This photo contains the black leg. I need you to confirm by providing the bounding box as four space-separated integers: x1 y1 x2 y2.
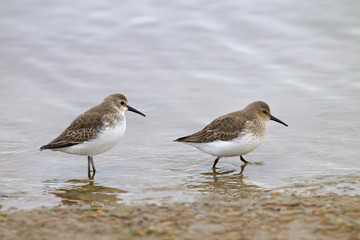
91 157 96 172
240 155 249 164
212 157 220 170
88 156 96 172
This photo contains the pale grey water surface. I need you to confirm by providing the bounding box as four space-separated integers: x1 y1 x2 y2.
0 0 359 209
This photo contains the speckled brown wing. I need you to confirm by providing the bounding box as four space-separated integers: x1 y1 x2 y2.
176 111 249 143
40 111 104 150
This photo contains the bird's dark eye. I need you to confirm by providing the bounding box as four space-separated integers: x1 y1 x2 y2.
120 101 125 105
262 110 267 114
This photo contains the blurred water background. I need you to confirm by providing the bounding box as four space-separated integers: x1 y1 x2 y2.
0 0 359 209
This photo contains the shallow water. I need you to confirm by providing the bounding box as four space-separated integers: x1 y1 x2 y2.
0 0 359 209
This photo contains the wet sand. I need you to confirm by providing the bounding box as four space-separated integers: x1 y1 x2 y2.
1 190 359 240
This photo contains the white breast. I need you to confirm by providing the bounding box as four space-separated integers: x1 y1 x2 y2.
185 124 267 158
61 116 126 157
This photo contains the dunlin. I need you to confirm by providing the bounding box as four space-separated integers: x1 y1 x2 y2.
40 93 145 172
175 101 287 171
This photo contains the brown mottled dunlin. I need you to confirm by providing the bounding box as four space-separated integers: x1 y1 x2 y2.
40 93 145 172
175 101 287 171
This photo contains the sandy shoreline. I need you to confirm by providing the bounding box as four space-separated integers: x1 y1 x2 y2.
1 190 359 240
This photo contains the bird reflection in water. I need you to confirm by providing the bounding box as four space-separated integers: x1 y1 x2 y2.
88 170 96 181
185 163 261 197
47 174 127 206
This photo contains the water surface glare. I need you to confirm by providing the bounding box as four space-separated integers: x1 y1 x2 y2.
0 0 359 209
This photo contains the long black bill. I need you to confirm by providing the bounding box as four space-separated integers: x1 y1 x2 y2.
127 105 146 117
270 115 288 127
